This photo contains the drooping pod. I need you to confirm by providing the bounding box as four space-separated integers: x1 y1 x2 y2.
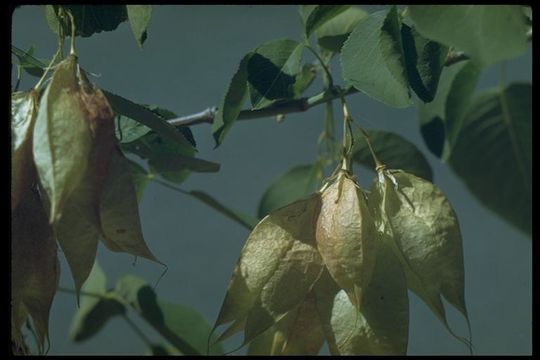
315 170 378 311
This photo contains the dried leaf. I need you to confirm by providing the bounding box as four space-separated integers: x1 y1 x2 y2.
369 170 470 348
316 240 409 355
214 194 324 344
99 149 160 262
11 189 59 353
11 90 39 210
32 55 93 223
316 173 377 311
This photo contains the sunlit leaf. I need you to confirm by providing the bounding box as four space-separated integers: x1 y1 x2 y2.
247 39 304 109
304 5 351 39
315 6 368 54
401 24 448 103
341 7 411 107
449 83 531 236
127 5 152 48
257 163 323 218
215 195 324 345
316 173 377 311
212 54 251 146
409 5 529 67
45 5 128 38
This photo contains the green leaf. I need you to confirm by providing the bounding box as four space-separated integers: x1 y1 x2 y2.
214 195 324 345
11 46 45 78
212 54 251 146
114 114 152 144
316 239 409 355
315 6 368 54
417 60 480 159
188 190 258 230
147 344 181 355
99 149 161 262
304 5 351 39
409 5 529 67
103 90 194 152
316 174 377 312
401 24 448 103
127 159 151 203
33 55 93 223
449 83 531 236
247 39 304 109
69 262 126 342
114 275 217 355
369 170 471 349
148 154 220 174
292 63 317 98
353 129 433 181
127 5 152 48
11 91 39 210
11 189 59 353
257 163 323 219
45 5 128 38
341 7 411 108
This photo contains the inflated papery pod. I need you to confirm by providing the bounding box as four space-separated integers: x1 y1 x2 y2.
247 291 325 355
11 90 39 211
369 169 471 344
315 239 409 355
316 171 377 311
11 189 60 354
213 194 324 347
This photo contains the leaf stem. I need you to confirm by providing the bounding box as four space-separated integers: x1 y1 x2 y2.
305 44 334 89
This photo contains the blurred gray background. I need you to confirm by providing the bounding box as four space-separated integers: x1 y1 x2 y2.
11 5 531 355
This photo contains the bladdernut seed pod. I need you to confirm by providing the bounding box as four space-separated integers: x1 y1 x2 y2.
316 170 377 311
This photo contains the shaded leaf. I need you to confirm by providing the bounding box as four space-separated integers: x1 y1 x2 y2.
353 129 433 181
292 63 317 98
114 276 218 355
247 39 304 109
417 60 480 159
304 5 351 39
127 159 151 203
316 173 377 311
45 5 127 38
11 189 59 353
11 46 45 78
341 7 411 107
449 83 531 236
257 163 323 219
409 5 529 67
315 6 368 54
33 55 93 223
11 91 39 210
104 90 194 151
99 149 161 262
402 24 448 103
114 114 152 144
147 344 181 355
212 54 251 146
189 190 258 230
69 262 126 342
127 5 152 48
148 154 220 174
369 170 471 348
316 239 408 355
215 195 324 345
